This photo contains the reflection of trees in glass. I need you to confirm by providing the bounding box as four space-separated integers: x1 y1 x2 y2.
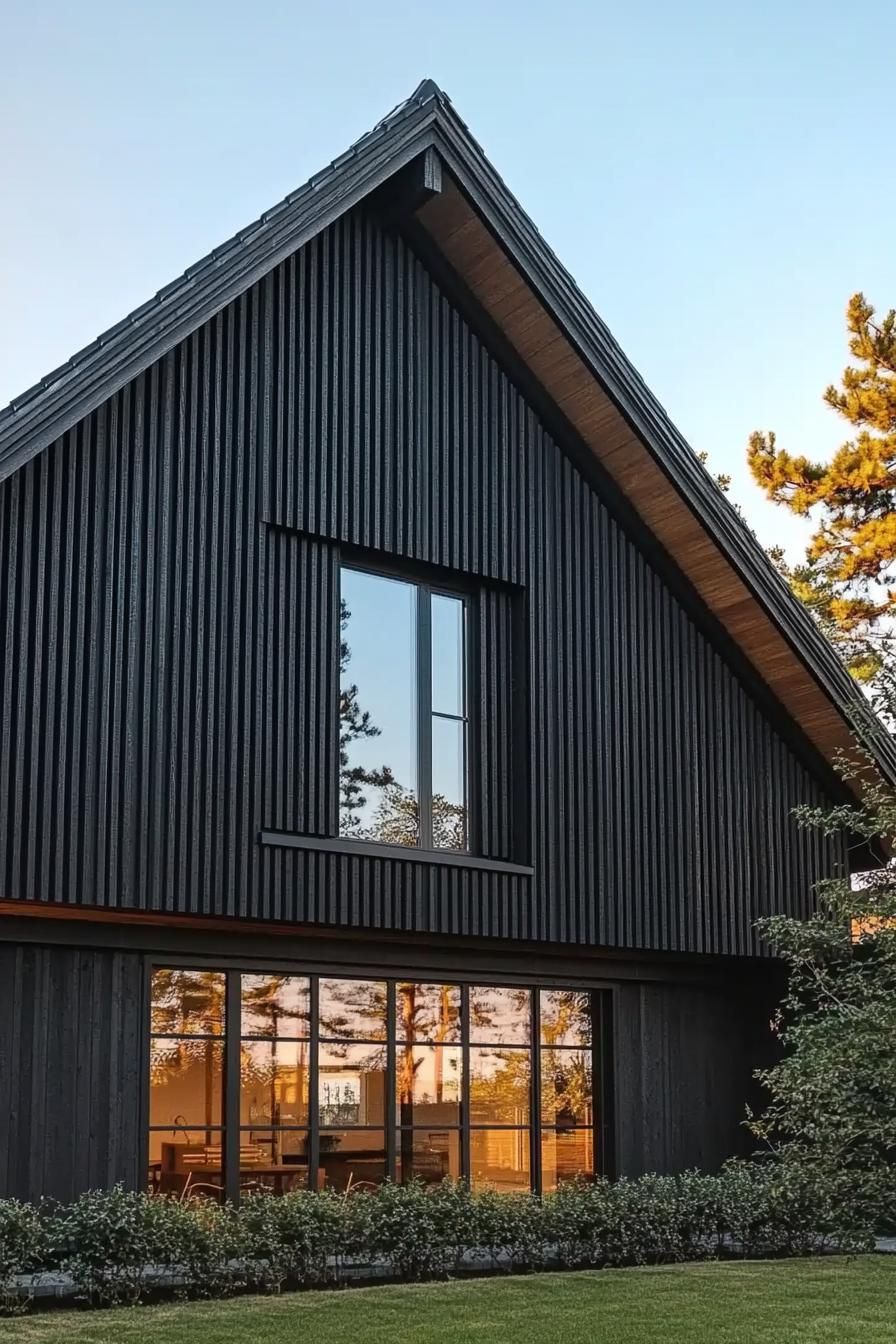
469 987 531 1043
339 597 398 836
396 983 460 1042
241 975 309 1037
313 978 393 1133
319 978 388 1042
397 982 461 1182
318 981 388 1132
319 1044 385 1127
540 1049 592 1126
319 1079 361 1126
150 971 225 1144
397 983 459 1115
470 1047 531 1123
372 783 465 850
241 977 309 1161
151 969 225 1035
540 990 592 1047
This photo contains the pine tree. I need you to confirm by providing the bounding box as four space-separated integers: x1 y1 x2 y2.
748 293 896 676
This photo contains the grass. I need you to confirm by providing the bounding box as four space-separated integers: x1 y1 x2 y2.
6 1257 896 1344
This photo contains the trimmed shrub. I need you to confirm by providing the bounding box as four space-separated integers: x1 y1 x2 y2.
239 1188 356 1291
0 1161 880 1314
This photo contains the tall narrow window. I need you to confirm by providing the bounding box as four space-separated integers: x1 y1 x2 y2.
148 970 226 1199
339 566 468 850
539 990 594 1190
239 975 310 1195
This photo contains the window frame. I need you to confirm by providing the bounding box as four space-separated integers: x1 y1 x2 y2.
338 560 473 854
145 959 613 1204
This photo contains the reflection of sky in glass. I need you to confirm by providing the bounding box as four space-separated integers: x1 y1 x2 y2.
431 594 465 717
340 567 416 836
147 970 598 1190
432 716 464 807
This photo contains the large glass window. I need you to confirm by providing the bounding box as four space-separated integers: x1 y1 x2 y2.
339 566 468 851
148 971 607 1199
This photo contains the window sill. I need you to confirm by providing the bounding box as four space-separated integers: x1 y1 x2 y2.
258 831 533 877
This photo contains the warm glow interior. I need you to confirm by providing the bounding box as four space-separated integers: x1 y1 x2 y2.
148 971 600 1197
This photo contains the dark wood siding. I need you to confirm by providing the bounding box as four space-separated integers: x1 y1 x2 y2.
0 944 144 1200
0 207 844 954
613 979 775 1175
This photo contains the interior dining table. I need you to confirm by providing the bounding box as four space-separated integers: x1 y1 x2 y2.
150 1163 308 1196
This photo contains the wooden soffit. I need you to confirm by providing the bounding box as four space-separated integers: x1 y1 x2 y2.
416 175 861 775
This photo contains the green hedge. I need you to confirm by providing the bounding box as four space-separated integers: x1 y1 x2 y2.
0 1161 877 1313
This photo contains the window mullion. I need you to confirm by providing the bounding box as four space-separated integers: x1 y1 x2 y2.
417 586 433 849
531 988 542 1195
308 978 320 1190
386 983 397 1181
460 984 471 1185
224 971 241 1206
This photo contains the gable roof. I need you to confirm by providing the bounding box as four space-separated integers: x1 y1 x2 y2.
1 78 893 790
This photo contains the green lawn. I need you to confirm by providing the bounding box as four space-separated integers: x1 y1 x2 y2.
7 1258 896 1344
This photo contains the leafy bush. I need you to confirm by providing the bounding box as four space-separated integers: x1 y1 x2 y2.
0 1164 879 1315
239 1188 353 1290
0 1199 48 1315
747 690 896 1224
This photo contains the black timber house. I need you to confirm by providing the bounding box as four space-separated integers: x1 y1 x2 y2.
1 81 891 1204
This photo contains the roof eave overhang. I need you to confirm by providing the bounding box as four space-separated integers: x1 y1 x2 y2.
413 119 896 793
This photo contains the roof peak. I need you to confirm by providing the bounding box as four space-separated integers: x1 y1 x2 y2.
371 77 448 134
408 77 445 104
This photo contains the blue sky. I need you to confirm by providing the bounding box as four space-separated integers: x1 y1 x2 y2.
3 0 895 557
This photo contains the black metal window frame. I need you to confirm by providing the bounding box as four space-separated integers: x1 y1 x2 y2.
145 962 611 1204
339 559 472 854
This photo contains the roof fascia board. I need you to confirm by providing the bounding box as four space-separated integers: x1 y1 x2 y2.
0 113 439 483
428 117 896 781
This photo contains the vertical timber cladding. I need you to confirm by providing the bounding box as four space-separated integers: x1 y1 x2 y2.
612 978 778 1175
0 944 145 1201
0 202 844 951
260 206 843 950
